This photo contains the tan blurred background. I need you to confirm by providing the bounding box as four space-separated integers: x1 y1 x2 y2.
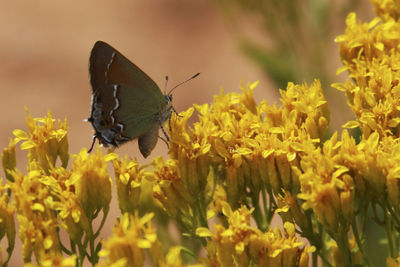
0 0 374 265
0 1 275 161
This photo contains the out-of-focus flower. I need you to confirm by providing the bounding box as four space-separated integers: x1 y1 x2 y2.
371 0 400 21
23 254 77 267
0 181 15 265
98 212 163 267
1 138 16 181
328 237 363 267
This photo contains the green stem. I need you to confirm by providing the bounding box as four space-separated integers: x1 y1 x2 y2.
77 237 87 267
332 229 352 267
352 220 372 267
384 199 400 228
89 220 96 265
385 208 396 258
261 186 272 225
251 191 268 231
94 208 109 239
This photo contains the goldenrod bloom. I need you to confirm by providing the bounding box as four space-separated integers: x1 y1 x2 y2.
297 132 354 232
98 212 163 267
0 181 15 265
71 148 111 219
10 167 60 263
328 237 363 267
13 110 69 173
23 254 77 267
152 156 197 230
334 12 400 138
276 191 309 234
42 166 90 244
1 138 16 181
197 205 314 267
112 154 150 214
280 79 330 140
371 0 400 21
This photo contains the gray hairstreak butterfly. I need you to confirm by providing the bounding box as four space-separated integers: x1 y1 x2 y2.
87 41 199 157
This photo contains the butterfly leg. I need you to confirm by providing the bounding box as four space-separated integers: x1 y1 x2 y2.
158 121 170 149
172 106 183 117
160 123 170 142
88 135 97 153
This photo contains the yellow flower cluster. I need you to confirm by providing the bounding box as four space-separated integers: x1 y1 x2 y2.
98 212 203 267
97 213 160 267
13 110 69 172
371 0 400 21
197 204 314 267
156 79 328 225
3 0 400 266
111 154 151 214
0 110 116 265
334 11 400 138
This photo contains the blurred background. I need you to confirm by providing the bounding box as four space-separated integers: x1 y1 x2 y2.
0 0 374 265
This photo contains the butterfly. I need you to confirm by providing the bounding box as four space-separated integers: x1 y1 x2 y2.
87 41 199 157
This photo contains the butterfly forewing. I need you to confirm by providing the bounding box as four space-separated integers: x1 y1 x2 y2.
90 41 165 106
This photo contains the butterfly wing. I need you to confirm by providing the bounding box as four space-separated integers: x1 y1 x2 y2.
116 84 162 139
138 123 160 158
88 41 167 151
90 41 165 107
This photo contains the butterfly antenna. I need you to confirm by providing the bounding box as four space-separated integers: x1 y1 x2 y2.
167 73 200 95
164 76 169 94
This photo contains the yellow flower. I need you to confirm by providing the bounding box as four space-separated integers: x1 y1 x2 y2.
13 110 69 173
71 148 111 219
10 168 60 263
280 79 330 140
112 155 148 214
206 184 227 220
335 13 383 65
276 191 309 233
0 181 15 264
387 255 400 267
297 132 353 232
1 138 16 181
328 237 363 267
169 106 212 197
98 212 163 267
334 12 400 138
24 254 77 267
371 0 400 21
197 205 313 267
254 80 329 197
152 156 197 229
41 166 90 244
339 130 400 206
